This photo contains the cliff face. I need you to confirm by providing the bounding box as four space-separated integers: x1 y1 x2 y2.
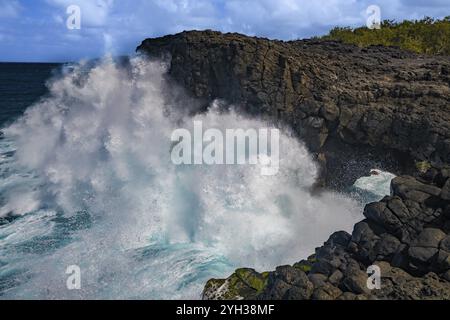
137 30 450 187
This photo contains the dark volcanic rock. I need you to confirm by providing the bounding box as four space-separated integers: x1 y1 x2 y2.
0 217 8 226
259 266 314 300
0 215 19 226
202 168 450 300
138 30 450 187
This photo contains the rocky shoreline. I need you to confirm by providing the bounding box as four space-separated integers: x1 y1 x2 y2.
137 30 450 299
202 167 450 300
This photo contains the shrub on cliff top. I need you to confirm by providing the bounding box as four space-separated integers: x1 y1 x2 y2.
321 17 450 55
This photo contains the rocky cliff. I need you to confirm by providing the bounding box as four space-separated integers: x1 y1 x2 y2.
137 31 450 299
137 30 450 187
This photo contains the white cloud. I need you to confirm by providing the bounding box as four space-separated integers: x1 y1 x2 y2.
223 0 362 38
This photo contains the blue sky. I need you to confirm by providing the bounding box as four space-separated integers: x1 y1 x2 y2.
0 0 449 62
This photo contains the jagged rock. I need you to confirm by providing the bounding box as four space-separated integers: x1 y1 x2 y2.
257 278 291 300
341 269 370 295
283 285 313 300
440 235 450 251
327 231 352 247
350 221 380 262
328 270 344 286
408 246 438 263
387 197 412 221
391 176 441 202
442 179 450 201
311 283 342 300
406 229 447 267
375 233 402 258
309 260 335 276
412 228 446 248
434 250 450 271
379 270 450 300
308 273 328 288
273 266 308 286
444 270 450 281
364 202 401 232
259 266 313 300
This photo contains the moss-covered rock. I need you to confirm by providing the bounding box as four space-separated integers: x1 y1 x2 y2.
202 268 269 300
294 260 313 273
235 268 268 292
293 254 317 273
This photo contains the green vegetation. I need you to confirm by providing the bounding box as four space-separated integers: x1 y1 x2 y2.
415 160 432 174
293 261 312 273
293 254 316 273
235 268 268 293
321 17 450 55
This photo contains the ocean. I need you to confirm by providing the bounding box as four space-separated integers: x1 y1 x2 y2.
0 63 60 127
0 58 390 299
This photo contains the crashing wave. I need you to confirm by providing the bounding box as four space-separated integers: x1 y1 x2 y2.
0 56 363 299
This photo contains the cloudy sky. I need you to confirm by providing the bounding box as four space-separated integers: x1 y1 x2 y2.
1 0 449 62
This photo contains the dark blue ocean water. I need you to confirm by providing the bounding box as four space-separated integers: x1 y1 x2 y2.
0 63 61 127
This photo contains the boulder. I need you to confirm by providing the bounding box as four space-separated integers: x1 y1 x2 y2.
412 228 446 248
441 179 450 201
341 269 370 295
408 247 438 263
311 283 342 300
440 235 450 252
375 234 402 258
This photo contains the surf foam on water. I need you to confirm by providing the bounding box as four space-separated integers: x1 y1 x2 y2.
0 56 364 299
352 169 396 203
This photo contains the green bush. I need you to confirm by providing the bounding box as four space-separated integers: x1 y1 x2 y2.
320 17 450 55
